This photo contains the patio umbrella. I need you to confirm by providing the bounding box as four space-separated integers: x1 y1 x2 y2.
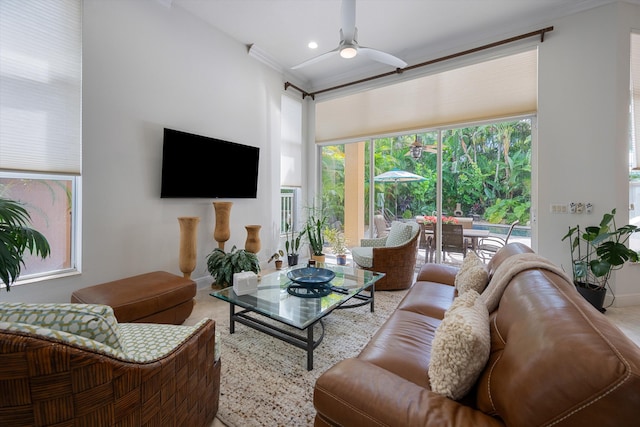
374 170 426 219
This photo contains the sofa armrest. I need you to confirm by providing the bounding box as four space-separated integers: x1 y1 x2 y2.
416 263 459 286
314 358 502 427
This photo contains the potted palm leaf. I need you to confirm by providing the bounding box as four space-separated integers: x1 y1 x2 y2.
561 208 639 312
0 197 50 291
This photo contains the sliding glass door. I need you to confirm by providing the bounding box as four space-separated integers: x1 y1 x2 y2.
320 117 533 263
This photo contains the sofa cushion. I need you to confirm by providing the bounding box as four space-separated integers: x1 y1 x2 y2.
118 319 208 362
358 309 440 388
385 221 413 247
0 302 124 350
455 252 489 295
351 246 374 268
428 290 490 400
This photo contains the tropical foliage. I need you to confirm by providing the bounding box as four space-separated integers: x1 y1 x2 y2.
306 215 327 256
0 197 50 290
206 245 260 288
562 209 639 290
284 221 305 256
321 119 531 227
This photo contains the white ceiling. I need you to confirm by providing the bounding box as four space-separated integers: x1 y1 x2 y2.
172 0 630 90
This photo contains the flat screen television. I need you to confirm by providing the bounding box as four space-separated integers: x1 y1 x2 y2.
160 128 260 198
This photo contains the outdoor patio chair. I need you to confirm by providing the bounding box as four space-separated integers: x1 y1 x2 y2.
476 219 520 262
351 220 420 290
441 223 469 262
373 214 389 238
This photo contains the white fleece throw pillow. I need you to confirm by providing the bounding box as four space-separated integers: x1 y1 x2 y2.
428 290 490 400
454 252 489 295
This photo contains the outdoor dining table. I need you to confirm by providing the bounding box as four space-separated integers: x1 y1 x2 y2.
421 227 490 252
461 228 491 251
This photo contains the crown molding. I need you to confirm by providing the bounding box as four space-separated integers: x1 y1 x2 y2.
248 44 284 74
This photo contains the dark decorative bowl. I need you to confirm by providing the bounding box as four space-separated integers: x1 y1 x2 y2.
287 267 336 285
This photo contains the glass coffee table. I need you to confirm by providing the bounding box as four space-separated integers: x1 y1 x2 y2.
211 264 384 370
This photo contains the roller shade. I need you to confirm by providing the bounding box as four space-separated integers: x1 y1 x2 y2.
281 95 302 187
631 33 640 169
316 49 537 143
0 0 82 174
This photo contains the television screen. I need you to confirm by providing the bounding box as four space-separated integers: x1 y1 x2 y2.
160 128 260 198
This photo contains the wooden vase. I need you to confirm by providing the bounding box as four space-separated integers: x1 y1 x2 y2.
213 201 232 250
244 225 262 254
178 216 200 280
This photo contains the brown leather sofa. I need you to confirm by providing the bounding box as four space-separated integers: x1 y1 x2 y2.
314 243 640 426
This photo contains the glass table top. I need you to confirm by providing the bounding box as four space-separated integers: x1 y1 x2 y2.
211 264 384 329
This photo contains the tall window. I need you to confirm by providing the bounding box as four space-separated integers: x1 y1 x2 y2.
280 95 303 235
0 0 82 283
629 32 640 251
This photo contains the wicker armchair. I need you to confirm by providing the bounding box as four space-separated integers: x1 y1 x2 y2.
0 306 220 427
352 221 420 290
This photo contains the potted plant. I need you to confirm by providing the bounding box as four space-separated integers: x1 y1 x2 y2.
324 227 348 265
306 213 327 263
561 208 639 312
206 245 260 289
0 197 50 291
268 249 284 270
284 221 305 266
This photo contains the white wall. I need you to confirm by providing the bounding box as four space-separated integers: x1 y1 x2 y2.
4 0 285 302
538 1 640 306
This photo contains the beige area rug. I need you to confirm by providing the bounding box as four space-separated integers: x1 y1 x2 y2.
185 286 408 427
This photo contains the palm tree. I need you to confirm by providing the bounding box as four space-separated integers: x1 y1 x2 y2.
0 197 50 290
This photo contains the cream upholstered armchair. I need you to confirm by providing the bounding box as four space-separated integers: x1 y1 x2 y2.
0 303 220 427
351 221 420 290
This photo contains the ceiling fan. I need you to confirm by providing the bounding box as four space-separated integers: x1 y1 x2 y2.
291 0 407 70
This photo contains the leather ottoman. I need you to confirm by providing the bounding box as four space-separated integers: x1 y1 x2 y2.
70 271 196 324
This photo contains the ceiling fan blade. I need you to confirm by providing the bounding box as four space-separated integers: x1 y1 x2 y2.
358 47 407 68
341 0 356 43
291 47 340 70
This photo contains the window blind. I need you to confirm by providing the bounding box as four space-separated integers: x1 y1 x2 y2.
0 0 82 175
631 33 640 169
316 49 537 143
281 95 303 187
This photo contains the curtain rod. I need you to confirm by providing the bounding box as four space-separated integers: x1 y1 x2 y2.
285 26 553 100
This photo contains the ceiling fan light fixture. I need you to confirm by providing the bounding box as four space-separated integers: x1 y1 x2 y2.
340 46 357 59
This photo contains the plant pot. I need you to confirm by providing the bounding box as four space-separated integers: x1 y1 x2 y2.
275 260 283 270
336 254 347 265
575 282 607 313
312 254 326 264
287 254 299 267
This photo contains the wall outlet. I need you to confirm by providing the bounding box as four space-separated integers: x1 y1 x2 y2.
585 202 593 213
